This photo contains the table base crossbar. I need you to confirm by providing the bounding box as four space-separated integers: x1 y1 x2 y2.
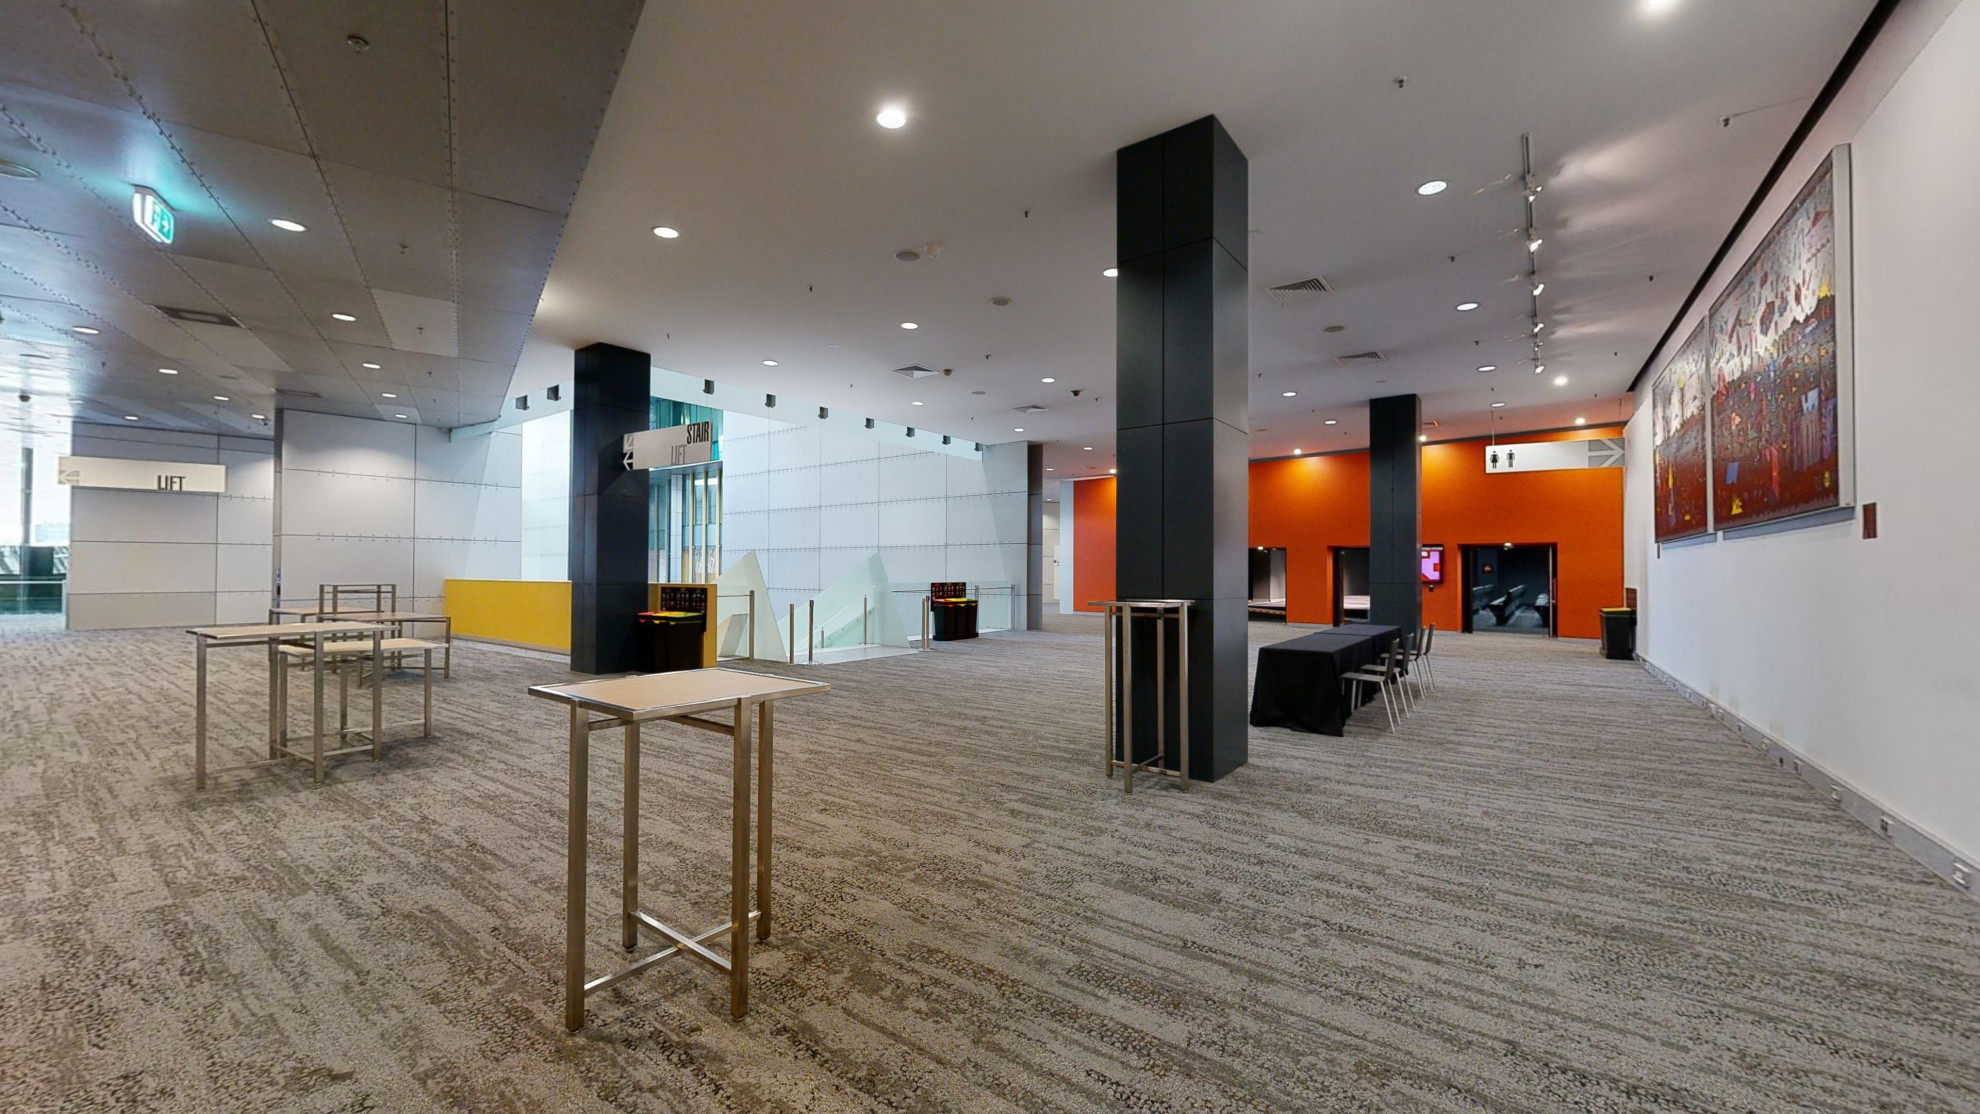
586 910 760 996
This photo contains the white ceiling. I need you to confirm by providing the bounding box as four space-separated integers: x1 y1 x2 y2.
0 0 643 439
517 0 1877 475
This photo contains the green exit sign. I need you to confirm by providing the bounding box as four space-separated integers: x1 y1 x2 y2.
131 186 175 244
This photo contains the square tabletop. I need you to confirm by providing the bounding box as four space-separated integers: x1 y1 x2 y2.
188 620 386 641
530 667 830 720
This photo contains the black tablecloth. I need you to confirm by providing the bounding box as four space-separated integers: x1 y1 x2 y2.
1249 625 1403 736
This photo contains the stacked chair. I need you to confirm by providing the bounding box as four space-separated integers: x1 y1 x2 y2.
1341 624 1437 732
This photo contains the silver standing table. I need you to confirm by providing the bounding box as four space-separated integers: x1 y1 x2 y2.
529 667 831 1030
1092 599 1193 793
188 621 386 788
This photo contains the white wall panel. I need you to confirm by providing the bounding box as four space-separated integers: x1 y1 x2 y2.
768 507 821 551
414 539 521 599
68 490 217 543
217 496 273 546
878 499 946 548
281 410 416 478
722 432 769 477
818 429 878 466
415 425 523 483
767 426 819 472
214 590 268 624
877 454 946 503
281 469 417 538
820 502 879 549
67 592 215 631
219 452 276 498
413 480 522 542
879 545 946 584
767 465 821 511
723 509 768 554
816 459 879 507
67 541 218 594
280 537 415 598
215 543 272 592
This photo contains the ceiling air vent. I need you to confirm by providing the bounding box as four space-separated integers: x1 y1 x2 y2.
155 305 244 327
891 364 937 379
1267 277 1335 307
1333 351 1386 367
1015 404 1051 415
275 389 323 400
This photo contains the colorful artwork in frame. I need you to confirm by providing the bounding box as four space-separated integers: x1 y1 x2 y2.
1707 148 1854 530
1652 321 1711 541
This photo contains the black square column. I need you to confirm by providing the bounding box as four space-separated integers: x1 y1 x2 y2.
570 342 651 674
1116 115 1249 783
1369 393 1422 634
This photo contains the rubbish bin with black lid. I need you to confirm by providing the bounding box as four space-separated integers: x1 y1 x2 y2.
1599 608 1636 660
636 610 707 673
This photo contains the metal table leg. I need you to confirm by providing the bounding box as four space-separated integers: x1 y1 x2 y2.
1123 613 1135 795
312 631 327 785
195 636 209 790
422 648 434 736
622 720 640 952
730 699 753 1019
1103 606 1114 778
757 700 773 943
370 629 383 760
565 704 590 1033
267 641 280 760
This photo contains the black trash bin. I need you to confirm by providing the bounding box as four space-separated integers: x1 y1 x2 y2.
1599 607 1636 660
636 610 707 673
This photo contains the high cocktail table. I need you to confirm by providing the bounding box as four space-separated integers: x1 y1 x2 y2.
187 621 386 787
529 667 831 1030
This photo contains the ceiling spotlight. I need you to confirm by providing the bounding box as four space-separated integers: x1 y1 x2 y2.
1418 434 1429 443
1108 468 1116 475
1456 302 1479 312
1324 419 1338 426
394 413 409 419
1553 375 1569 386
1575 416 1588 425
251 413 266 420
1282 391 1297 398
1041 377 1056 383
269 218 307 232
1528 238 1544 253
331 312 356 322
652 226 680 238
213 395 230 401
123 415 139 421
900 321 918 330
1532 282 1546 296
72 326 100 335
1083 446 1093 451
762 360 779 366
1013 427 1025 433
875 106 908 129
911 400 924 406
1477 365 1497 372
1416 180 1448 196
1490 401 1507 408
158 367 178 375
1102 267 1119 278
382 392 398 399
1292 448 1303 456
362 362 381 369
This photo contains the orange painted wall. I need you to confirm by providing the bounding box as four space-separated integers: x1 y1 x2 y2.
1070 477 1116 613
1077 426 1626 638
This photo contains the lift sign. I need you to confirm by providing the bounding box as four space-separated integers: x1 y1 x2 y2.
623 421 715 469
132 186 175 245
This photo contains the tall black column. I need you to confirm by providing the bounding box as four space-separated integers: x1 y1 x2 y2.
1116 115 1249 783
1369 393 1422 634
570 342 650 674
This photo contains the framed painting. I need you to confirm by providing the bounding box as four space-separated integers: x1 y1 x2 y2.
1652 320 1711 541
1708 147 1855 531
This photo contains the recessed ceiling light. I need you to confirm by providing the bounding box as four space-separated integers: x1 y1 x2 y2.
331 312 356 322
1013 427 1025 433
1535 364 1547 375
158 367 178 375
1643 0 1682 14
1108 468 1116 475
1418 434 1429 443
1534 322 1546 333
1281 391 1297 397
72 326 100 335
123 414 139 421
900 321 918 330
1324 420 1338 426
1528 238 1544 253
213 395 230 401
1553 375 1569 386
269 218 307 232
1083 446 1093 451
361 361 381 369
875 106 908 129
762 360 779 366
1417 180 1448 196
382 392 398 399
652 226 680 239
251 413 266 420
1103 268 1119 278
1575 416 1588 425
1041 377 1056 383
1477 365 1497 372
1491 401 1507 408
394 413 408 419
1456 302 1480 312
911 400 923 406
1532 283 1546 296
1045 467 1054 471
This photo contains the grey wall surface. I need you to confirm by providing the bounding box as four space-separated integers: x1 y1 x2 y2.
66 423 274 631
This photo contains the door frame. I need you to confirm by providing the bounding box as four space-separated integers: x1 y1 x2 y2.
1459 543 1559 637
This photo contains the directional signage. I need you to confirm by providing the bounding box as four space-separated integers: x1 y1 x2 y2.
58 455 226 493
1482 438 1624 475
623 421 715 470
131 186 175 245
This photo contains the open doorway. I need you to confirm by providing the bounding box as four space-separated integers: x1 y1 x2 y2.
1331 546 1370 625
1461 544 1556 635
1248 547 1287 621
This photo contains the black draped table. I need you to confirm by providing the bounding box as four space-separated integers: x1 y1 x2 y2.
1248 625 1403 736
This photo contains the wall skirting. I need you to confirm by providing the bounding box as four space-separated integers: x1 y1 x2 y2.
1639 656 1976 903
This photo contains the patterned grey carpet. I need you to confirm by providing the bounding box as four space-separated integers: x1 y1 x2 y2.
2 615 1977 1113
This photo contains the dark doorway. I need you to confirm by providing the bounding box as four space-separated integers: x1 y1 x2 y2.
1461 544 1556 635
1331 546 1370 626
1248 547 1288 621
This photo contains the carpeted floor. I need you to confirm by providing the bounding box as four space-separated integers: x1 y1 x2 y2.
2 616 1977 1113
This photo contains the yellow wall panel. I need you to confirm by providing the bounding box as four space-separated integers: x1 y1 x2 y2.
444 579 571 652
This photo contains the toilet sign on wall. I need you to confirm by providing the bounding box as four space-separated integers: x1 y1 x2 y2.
1483 438 1624 474
623 421 715 469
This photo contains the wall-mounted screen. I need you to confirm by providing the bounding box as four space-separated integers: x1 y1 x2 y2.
1421 545 1444 585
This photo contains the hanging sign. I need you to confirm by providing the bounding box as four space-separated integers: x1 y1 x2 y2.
58 455 226 493
623 421 714 469
1483 438 1624 474
131 186 176 244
